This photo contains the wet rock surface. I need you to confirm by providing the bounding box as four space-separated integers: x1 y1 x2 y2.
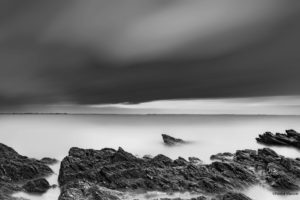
58 146 257 200
59 180 124 200
256 129 300 149
213 192 252 200
162 134 185 146
0 143 53 199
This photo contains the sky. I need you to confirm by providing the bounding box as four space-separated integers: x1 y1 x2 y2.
0 1 300 111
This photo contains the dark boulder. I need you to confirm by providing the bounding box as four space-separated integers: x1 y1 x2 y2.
23 178 51 194
162 134 185 146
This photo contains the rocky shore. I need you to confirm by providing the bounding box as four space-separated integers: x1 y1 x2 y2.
0 143 55 200
58 146 258 200
2 130 300 200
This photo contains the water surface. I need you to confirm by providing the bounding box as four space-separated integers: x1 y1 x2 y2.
1 114 299 200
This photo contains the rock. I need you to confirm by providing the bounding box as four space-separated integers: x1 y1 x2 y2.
256 129 300 149
162 134 185 146
40 157 58 165
174 157 189 166
59 180 123 200
214 192 252 200
0 143 53 199
234 148 300 191
23 178 51 194
58 139 300 199
59 146 258 199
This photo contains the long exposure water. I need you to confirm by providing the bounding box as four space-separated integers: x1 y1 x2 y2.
0 114 299 200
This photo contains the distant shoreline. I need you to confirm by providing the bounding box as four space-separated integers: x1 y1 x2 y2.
1 113 300 117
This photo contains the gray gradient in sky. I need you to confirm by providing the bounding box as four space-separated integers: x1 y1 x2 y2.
0 0 300 108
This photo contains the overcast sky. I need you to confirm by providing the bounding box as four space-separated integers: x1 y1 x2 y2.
1 0 300 110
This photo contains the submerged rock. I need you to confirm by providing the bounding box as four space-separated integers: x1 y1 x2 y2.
162 134 185 146
256 129 300 149
23 178 51 194
0 143 53 199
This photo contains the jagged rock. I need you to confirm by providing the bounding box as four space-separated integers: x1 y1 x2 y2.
58 131 300 199
0 143 53 199
59 146 258 199
23 178 51 194
162 134 185 146
256 129 300 149
234 148 300 191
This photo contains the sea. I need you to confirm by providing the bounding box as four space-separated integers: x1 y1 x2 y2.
0 114 299 200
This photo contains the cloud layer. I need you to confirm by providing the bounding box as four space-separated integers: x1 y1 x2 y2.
0 1 300 109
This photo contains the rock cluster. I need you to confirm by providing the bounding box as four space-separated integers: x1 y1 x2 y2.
0 143 54 199
58 146 257 200
256 129 300 149
211 148 300 191
162 134 185 146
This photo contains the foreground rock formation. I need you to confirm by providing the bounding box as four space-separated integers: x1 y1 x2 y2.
162 134 185 146
0 143 54 200
256 129 300 149
211 147 300 191
59 143 300 200
59 146 258 200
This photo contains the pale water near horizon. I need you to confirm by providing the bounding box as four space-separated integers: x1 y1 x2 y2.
0 114 300 200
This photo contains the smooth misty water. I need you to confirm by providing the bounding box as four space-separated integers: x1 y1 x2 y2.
0 114 299 200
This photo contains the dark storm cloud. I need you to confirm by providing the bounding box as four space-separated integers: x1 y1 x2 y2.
0 0 300 108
